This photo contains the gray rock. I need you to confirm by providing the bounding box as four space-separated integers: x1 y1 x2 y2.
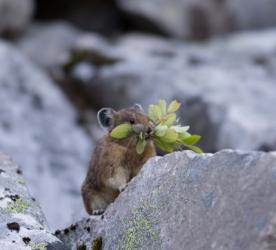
0 0 33 37
16 23 106 140
61 150 276 250
63 30 276 152
0 41 93 229
56 217 99 250
0 153 68 250
117 0 276 39
16 22 81 73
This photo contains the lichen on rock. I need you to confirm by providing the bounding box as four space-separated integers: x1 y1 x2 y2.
29 242 46 250
0 152 67 250
118 204 158 250
65 150 276 250
5 197 29 214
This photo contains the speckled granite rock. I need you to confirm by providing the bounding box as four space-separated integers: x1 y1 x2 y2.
56 217 99 250
0 0 33 36
0 41 92 229
58 150 276 250
0 153 68 250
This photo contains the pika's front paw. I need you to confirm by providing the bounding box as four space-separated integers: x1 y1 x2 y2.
92 209 105 216
119 184 128 193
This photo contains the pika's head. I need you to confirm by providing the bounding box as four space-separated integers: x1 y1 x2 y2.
97 104 154 139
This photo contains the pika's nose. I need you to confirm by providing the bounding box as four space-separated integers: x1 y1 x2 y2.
146 127 152 135
146 122 155 135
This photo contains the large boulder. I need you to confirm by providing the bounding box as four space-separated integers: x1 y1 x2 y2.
0 153 68 250
60 29 276 152
117 0 276 39
16 22 80 73
57 150 276 250
0 0 33 37
0 41 93 229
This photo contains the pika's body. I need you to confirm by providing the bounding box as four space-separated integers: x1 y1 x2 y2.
81 104 156 215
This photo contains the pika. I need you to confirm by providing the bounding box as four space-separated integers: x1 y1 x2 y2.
81 104 156 215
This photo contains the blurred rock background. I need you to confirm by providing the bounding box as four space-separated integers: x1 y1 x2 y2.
0 0 276 230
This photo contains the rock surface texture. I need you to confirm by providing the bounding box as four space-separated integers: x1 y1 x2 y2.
56 150 276 250
117 0 276 39
61 29 276 152
0 153 67 250
17 22 80 73
57 150 276 250
0 41 92 229
0 0 33 36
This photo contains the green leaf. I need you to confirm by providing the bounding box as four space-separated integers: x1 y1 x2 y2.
168 100 181 113
181 135 201 145
153 105 162 120
159 99 167 115
148 104 156 122
136 139 146 154
154 138 174 153
162 113 176 126
148 104 162 122
154 125 168 137
184 144 203 154
160 128 178 143
171 125 190 133
110 123 131 139
146 99 203 154
178 132 191 140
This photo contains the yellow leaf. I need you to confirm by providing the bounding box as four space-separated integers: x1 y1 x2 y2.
148 104 162 122
159 99 167 115
153 105 162 119
168 100 181 113
162 113 176 126
148 104 156 122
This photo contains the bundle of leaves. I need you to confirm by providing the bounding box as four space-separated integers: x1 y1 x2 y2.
110 100 203 154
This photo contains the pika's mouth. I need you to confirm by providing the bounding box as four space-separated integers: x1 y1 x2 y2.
132 124 144 134
132 124 153 140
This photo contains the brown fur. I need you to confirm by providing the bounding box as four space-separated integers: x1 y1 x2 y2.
81 106 156 215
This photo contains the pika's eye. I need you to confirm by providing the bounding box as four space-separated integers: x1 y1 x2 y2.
129 118 135 124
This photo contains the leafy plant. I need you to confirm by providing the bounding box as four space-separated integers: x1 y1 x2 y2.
148 100 203 154
110 123 132 139
110 100 203 154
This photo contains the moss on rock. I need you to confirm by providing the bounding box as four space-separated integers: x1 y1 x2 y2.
92 237 102 250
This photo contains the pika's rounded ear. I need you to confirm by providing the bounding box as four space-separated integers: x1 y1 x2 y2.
134 104 144 112
97 108 115 129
